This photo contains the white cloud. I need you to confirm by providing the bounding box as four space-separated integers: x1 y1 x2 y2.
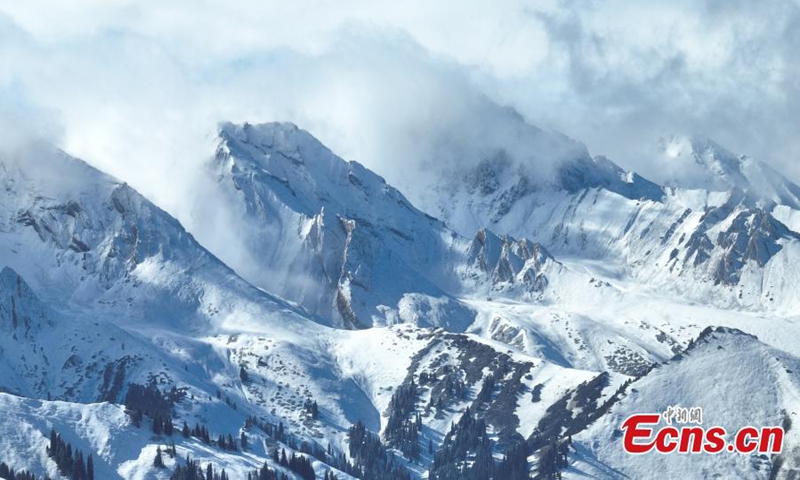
0 0 798 219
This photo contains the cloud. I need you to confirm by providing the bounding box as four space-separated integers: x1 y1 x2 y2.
0 0 799 222
0 7 576 212
513 0 800 181
0 86 63 156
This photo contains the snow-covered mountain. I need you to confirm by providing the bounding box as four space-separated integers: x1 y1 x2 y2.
190 122 560 330
0 139 599 479
657 135 800 208
571 327 800 479
416 125 800 315
1 115 800 479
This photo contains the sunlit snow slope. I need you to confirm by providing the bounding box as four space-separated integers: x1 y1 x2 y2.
2 115 800 480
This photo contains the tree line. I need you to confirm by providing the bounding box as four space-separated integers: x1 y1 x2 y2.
0 461 44 480
46 429 94 480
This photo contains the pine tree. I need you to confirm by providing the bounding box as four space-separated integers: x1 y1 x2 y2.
131 409 143 428
87 454 94 480
73 450 86 480
154 447 165 468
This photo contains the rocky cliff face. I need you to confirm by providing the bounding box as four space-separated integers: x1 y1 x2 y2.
197 122 562 329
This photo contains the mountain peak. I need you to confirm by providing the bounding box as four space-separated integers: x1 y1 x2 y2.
658 134 747 190
217 121 329 168
218 120 300 138
657 134 800 208
556 155 665 201
214 121 427 225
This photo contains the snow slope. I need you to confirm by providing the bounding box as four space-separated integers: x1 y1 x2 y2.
0 141 589 479
569 327 800 479
416 126 800 315
2 115 800 479
189 122 562 329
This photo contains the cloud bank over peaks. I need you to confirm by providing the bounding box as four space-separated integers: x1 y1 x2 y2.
0 0 799 223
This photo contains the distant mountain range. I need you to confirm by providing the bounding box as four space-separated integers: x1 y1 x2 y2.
1 114 799 479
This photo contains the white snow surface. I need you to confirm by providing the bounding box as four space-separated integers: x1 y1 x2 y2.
1 120 800 479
